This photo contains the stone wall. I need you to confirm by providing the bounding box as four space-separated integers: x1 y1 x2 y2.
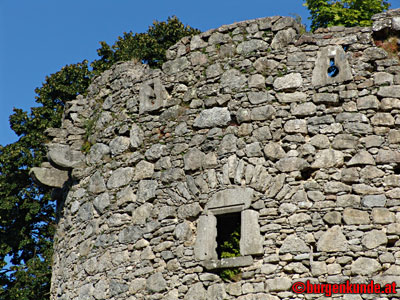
31 9 400 300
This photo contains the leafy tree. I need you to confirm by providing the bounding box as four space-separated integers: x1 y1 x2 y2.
1 16 199 299
0 61 91 300
91 16 200 73
304 0 390 31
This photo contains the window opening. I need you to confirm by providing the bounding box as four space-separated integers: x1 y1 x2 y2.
216 212 241 259
393 164 400 175
327 58 340 77
216 212 241 281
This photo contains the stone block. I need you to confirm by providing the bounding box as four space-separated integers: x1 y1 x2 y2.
240 210 263 255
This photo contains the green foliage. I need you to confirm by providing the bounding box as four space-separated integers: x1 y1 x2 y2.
219 227 241 281
304 0 390 31
0 62 91 300
1 16 200 299
91 16 200 73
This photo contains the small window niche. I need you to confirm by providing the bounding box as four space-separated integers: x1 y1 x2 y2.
194 188 263 271
216 212 241 259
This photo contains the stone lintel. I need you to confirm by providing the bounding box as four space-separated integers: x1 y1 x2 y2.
203 255 253 270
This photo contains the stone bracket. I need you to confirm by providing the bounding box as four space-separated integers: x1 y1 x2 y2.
202 256 253 270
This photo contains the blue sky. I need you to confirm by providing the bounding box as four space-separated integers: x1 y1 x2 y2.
0 0 399 146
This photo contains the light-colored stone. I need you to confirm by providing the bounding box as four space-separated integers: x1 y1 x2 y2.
361 230 387 249
273 73 302 91
146 272 167 293
107 167 134 189
47 144 84 168
317 226 348 252
30 166 69 188
194 215 217 260
343 208 370 225
193 107 231 128
133 160 154 181
279 235 309 254
351 258 381 276
240 210 263 255
312 149 344 169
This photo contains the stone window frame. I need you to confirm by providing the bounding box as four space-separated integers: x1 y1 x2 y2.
194 188 263 270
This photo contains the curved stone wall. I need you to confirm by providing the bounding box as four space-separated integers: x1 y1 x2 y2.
32 9 400 300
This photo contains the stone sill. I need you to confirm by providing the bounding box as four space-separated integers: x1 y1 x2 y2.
202 256 253 270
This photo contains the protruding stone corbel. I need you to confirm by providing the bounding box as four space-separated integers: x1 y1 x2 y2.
30 162 69 188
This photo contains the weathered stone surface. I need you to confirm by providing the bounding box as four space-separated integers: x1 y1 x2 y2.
312 149 344 168
133 160 154 181
332 134 359 149
194 215 217 260
351 258 381 276
30 166 69 188
248 91 272 105
240 210 263 255
93 192 110 214
137 180 158 202
376 149 400 163
245 142 262 157
291 102 316 116
48 144 84 168
312 45 352 86
284 119 307 134
273 73 302 91
371 113 395 126
343 208 370 225
130 124 144 149
174 221 194 241
362 194 386 207
347 150 375 166
271 28 296 49
146 273 167 293
138 78 170 114
276 157 309 172
193 107 231 128
107 167 134 189
237 39 268 55
357 95 380 110
178 203 202 219
218 134 237 155
311 261 327 276
276 92 307 103
162 57 189 74
206 188 253 213
132 203 153 224
323 211 342 224
264 143 285 161
313 93 339 104
279 235 309 254
109 136 130 155
145 143 166 161
44 12 400 299
207 284 226 300
221 69 247 91
388 130 400 144
250 105 276 121
381 98 400 110
374 72 393 85
248 74 265 89
190 35 207 50
265 277 292 292
184 282 207 300
203 256 253 270
317 226 348 252
88 143 110 164
377 85 400 98
362 230 387 249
